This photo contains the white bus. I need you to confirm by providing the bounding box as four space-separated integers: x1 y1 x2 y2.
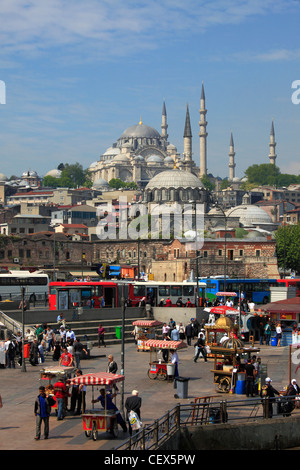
0 271 49 303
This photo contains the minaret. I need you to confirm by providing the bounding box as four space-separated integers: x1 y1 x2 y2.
161 99 168 142
228 132 236 181
269 119 277 165
183 103 193 172
199 82 207 177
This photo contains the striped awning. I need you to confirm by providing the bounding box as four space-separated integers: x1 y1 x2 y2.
67 372 124 386
132 320 163 327
144 339 187 350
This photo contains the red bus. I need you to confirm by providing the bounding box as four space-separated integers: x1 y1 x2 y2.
49 281 130 310
277 279 300 297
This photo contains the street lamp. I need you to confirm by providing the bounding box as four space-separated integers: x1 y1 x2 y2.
213 203 227 294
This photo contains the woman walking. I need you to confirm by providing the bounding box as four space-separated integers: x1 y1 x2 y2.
97 323 106 348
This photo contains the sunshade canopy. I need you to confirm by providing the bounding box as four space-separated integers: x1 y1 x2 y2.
132 320 163 327
216 292 237 297
144 339 187 350
256 297 300 315
210 306 240 315
67 372 124 386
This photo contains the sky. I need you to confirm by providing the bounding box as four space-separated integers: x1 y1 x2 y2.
1 0 300 181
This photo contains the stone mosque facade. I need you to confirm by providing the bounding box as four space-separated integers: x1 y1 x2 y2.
89 84 209 191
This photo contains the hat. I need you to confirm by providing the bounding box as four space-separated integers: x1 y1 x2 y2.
265 377 272 383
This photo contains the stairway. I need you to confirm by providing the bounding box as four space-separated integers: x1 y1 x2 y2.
46 317 139 347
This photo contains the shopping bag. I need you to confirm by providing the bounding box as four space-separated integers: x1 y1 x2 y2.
128 411 142 431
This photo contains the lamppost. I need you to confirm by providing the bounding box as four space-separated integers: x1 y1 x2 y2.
120 291 126 417
213 203 227 295
21 287 26 372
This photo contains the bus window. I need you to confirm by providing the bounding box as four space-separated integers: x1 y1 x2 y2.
159 285 170 296
133 285 146 297
183 285 194 297
170 285 182 297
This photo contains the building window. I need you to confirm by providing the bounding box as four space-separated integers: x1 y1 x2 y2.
239 249 243 256
26 250 31 258
218 250 222 256
203 251 208 258
256 250 261 257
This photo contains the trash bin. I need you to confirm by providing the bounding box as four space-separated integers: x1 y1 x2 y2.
167 363 176 377
24 343 30 359
235 380 246 394
115 326 122 339
271 337 277 346
174 377 190 399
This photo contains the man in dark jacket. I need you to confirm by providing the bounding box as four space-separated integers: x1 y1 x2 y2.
260 377 279 418
193 333 207 362
185 322 193 346
125 390 142 436
34 386 51 440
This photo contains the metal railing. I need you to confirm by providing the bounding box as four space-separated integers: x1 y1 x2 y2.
114 395 299 450
0 310 22 338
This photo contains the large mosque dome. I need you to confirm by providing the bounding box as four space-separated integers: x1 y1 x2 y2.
119 123 161 140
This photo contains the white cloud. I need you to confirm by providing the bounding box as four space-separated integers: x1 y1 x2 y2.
0 0 292 61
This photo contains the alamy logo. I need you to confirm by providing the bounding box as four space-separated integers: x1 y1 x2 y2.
96 196 204 249
291 80 300 105
0 81 6 104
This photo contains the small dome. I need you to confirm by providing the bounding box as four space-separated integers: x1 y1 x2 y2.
226 205 272 226
146 169 203 190
0 173 8 182
45 169 62 178
113 154 130 163
89 161 98 168
134 155 145 162
164 156 174 163
22 170 38 177
93 178 110 189
103 146 121 157
147 155 163 163
221 337 245 349
215 316 234 329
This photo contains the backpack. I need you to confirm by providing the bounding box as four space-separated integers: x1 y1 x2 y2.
261 385 268 397
8 341 15 355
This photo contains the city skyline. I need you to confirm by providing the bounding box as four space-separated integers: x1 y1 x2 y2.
0 1 300 180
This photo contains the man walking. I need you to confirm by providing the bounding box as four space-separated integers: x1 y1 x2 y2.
34 386 51 440
125 390 142 436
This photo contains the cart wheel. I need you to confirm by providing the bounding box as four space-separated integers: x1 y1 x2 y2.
85 430 91 438
156 368 167 381
92 421 98 441
148 369 157 380
218 376 231 393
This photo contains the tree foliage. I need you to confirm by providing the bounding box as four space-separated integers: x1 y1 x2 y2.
109 178 138 190
244 164 300 188
43 163 92 188
275 224 300 274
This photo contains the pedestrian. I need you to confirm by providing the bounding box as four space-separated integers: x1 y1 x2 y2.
107 354 119 390
70 369 86 415
245 358 256 397
185 322 193 346
34 386 52 440
171 327 180 341
276 322 282 346
178 322 185 340
97 323 106 348
45 326 55 353
35 324 44 344
29 338 39 366
57 313 66 328
264 321 271 345
260 377 279 418
162 323 170 339
59 327 66 347
38 341 45 364
170 349 179 378
73 338 87 369
66 327 76 343
5 337 16 369
259 322 265 345
59 347 74 368
91 389 127 436
193 333 207 362
53 378 69 421
125 390 142 436
169 318 176 330
52 341 61 362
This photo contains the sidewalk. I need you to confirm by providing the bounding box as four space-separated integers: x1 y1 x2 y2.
0 340 291 450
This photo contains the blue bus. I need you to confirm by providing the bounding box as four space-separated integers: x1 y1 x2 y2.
200 278 278 304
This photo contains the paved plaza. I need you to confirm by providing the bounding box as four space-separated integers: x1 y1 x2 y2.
0 338 292 451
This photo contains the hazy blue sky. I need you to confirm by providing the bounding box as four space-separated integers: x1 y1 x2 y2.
1 0 300 180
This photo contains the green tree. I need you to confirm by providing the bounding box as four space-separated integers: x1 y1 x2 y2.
275 224 300 274
244 164 281 186
200 175 215 191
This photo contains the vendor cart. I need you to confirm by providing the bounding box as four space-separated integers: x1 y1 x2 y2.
210 343 260 393
67 372 125 441
132 320 163 351
144 339 187 381
40 365 75 414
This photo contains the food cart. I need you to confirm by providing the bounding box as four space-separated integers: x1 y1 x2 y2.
210 338 260 393
145 339 187 380
204 315 239 356
40 365 75 414
67 372 125 441
132 319 163 351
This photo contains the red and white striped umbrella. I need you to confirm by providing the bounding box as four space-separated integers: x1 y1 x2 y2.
144 339 187 350
67 372 124 386
210 306 240 315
